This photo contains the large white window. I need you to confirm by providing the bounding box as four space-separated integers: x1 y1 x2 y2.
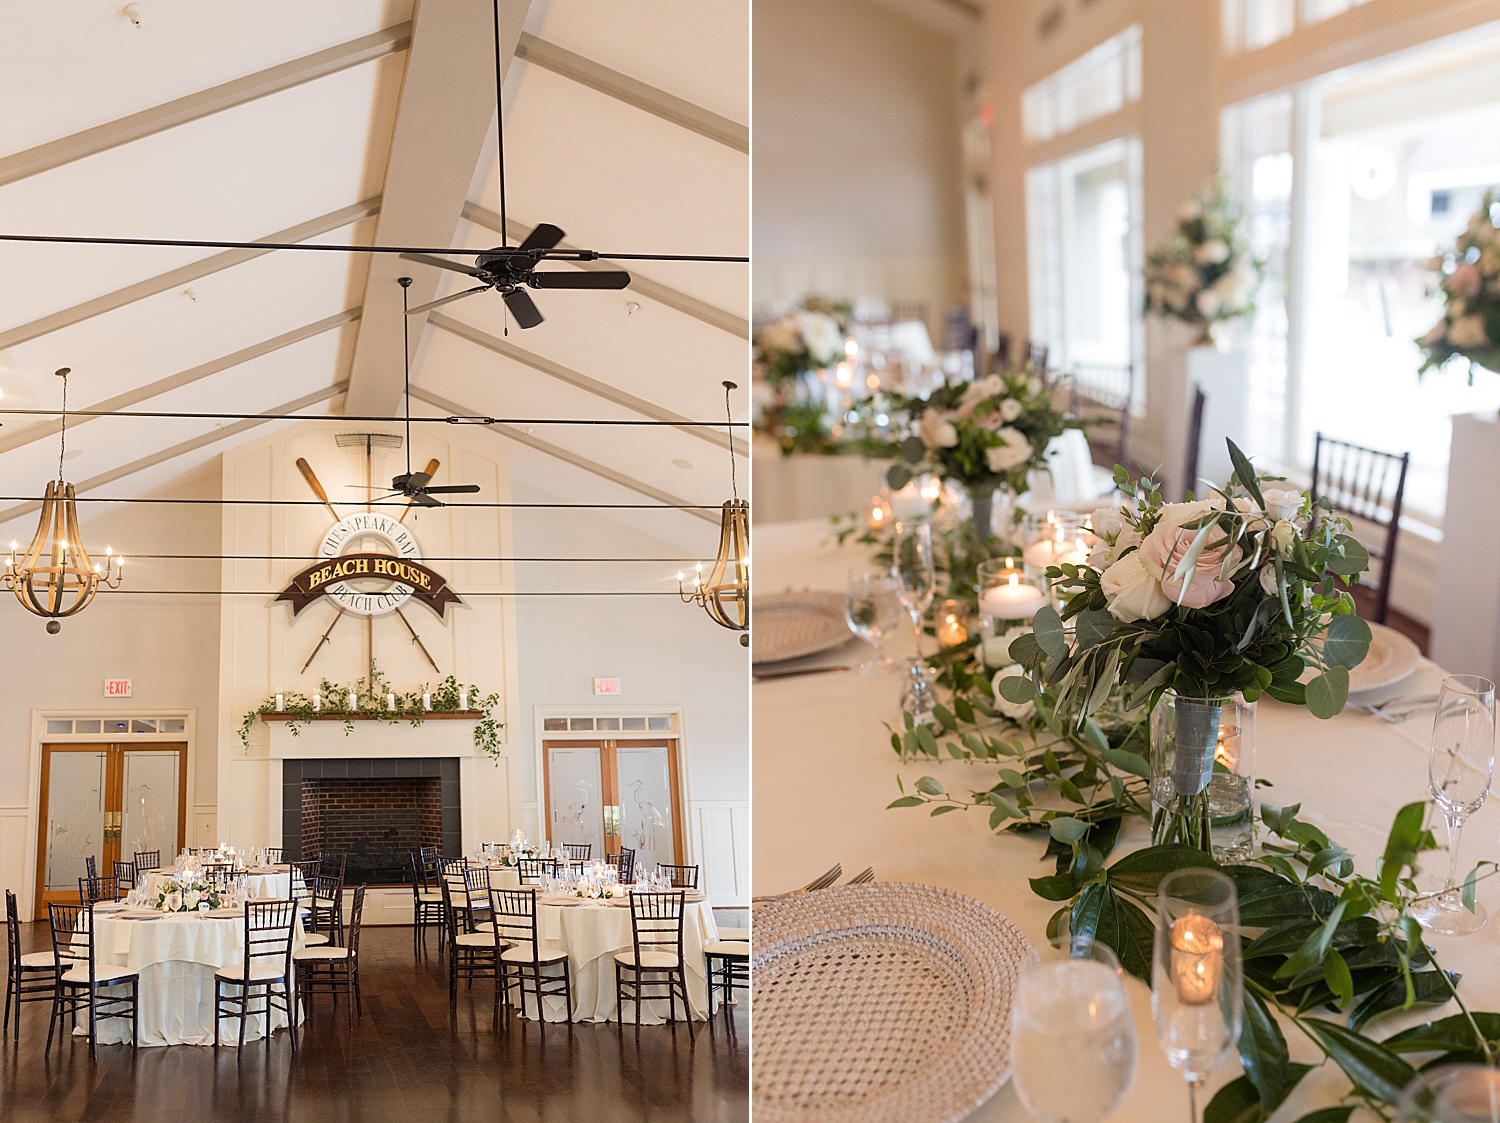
1021 26 1141 144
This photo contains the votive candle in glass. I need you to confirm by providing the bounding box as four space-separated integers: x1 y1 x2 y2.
935 600 970 648
1168 914 1224 1005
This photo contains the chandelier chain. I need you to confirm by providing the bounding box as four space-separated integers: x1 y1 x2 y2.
724 381 737 501
57 369 68 481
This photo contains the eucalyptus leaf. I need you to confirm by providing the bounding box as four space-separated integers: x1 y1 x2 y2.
1033 606 1068 659
899 435 926 464
886 464 912 490
1075 608 1117 649
1321 614 1372 671
997 675 1036 705
1305 668 1349 719
1325 534 1369 576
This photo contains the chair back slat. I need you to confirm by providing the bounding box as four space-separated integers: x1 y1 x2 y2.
48 902 92 973
78 875 120 905
264 847 283 864
489 887 541 956
628 891 686 958
132 850 160 872
289 860 318 908
516 858 558 886
606 848 636 884
562 843 591 861
1309 431 1411 626
1182 386 1207 500
316 851 347 881
345 885 367 960
463 866 493 925
113 861 136 890
6 889 21 971
240 900 296 982
659 863 699 890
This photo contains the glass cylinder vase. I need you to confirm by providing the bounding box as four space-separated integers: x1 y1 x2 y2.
1149 692 1256 861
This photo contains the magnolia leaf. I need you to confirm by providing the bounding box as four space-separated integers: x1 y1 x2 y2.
997 675 1036 704
1030 872 1079 901
886 464 912 490
1203 1076 1265 1123
1274 901 1347 981
1105 845 1219 893
1033 606 1068 659
1239 988 1291 1109
1321 614 1372 671
1348 970 1459 1032
1302 1019 1416 1105
1322 947 1354 1008
1305 667 1349 719
1383 1012 1500 1054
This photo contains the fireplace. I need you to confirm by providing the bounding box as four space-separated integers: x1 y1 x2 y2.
281 758 460 885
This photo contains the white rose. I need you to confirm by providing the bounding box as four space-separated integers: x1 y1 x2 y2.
1100 552 1173 622
919 410 959 449
1270 519 1297 553
1196 289 1222 317
1449 314 1490 349
1261 487 1303 523
985 427 1032 472
999 398 1023 421
795 311 845 365
991 666 1035 722
1090 506 1125 541
1194 239 1230 265
1259 564 1278 596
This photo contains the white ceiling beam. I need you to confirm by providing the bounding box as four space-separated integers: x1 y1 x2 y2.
410 386 715 524
0 199 379 353
427 311 747 458
459 201 748 339
342 0 532 416
0 382 347 528
0 309 360 457
0 27 411 188
514 33 748 153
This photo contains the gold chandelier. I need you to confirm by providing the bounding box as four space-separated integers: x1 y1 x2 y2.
678 381 748 645
2 368 124 631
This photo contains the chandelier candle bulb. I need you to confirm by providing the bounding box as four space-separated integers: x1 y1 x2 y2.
1168 914 1224 1005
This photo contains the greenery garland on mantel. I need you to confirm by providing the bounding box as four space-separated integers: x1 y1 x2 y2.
238 664 503 761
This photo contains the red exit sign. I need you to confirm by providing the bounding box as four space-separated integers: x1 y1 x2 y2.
592 677 621 696
104 678 132 698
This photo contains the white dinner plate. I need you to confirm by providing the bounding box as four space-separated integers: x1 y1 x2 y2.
752 591 852 666
753 882 1031 1123
1348 622 1421 695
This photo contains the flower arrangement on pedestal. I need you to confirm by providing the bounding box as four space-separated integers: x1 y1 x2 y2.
863 367 1077 538
1418 190 1500 381
753 296 855 455
1144 176 1261 346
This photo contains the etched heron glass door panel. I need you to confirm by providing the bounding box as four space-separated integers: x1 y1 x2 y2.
616 741 685 875
121 747 186 865
35 746 109 915
545 743 606 859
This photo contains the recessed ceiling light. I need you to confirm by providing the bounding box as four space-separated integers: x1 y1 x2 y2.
672 458 693 470
63 448 82 461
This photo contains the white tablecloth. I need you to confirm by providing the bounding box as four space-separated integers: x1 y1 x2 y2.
755 518 1500 1121
142 868 291 902
516 898 717 1023
82 908 306 1046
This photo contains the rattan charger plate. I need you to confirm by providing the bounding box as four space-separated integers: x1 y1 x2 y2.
752 590 853 665
753 883 1032 1123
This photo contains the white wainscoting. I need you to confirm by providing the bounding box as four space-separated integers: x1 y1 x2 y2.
689 800 749 907
0 806 29 915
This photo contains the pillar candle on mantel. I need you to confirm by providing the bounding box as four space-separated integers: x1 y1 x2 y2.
460 689 470 711
312 692 320 712
386 693 396 712
274 693 283 712
423 691 432 711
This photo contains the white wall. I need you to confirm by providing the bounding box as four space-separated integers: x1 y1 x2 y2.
0 464 222 915
508 474 750 904
753 0 968 331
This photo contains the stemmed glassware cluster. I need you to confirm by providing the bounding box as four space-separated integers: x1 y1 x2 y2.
892 519 938 721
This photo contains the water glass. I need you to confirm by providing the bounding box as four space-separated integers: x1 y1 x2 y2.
1012 941 1137 1122
1152 868 1242 1122
846 567 903 675
892 519 936 657
1396 1064 1500 1122
1412 675 1496 936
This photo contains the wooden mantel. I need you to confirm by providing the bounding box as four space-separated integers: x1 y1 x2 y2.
259 711 483 722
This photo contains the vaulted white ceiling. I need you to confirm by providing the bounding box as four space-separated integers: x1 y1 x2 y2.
0 0 749 556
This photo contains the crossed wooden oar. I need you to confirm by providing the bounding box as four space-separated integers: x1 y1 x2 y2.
294 457 442 676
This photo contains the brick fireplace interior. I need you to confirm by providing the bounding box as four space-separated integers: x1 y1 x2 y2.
281 758 461 885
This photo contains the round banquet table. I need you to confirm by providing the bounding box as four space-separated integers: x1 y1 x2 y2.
754 518 1500 1122
82 906 306 1046
141 867 292 901
521 896 718 1023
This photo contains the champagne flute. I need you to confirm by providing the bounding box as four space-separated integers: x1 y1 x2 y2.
1152 867 1242 1122
892 519 936 659
1013 941 1138 1122
1412 675 1495 936
846 566 903 675
1396 1063 1500 1122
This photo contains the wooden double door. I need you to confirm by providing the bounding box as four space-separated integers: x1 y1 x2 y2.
543 739 684 872
34 743 187 917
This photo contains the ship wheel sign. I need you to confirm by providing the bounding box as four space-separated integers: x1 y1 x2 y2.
278 455 461 674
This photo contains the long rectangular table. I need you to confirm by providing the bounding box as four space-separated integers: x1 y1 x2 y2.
754 518 1500 1120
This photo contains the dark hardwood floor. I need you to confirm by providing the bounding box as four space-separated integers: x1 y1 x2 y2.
1 924 748 1123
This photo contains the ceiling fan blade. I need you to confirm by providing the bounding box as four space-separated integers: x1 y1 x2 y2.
392 471 433 491
415 492 443 508
530 270 631 290
518 223 566 252
407 285 490 316
399 251 486 278
503 288 545 329
420 484 482 494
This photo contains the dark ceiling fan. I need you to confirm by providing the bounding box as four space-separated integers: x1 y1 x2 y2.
397 2 629 329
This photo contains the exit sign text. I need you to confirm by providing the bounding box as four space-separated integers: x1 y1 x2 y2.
104 678 132 698
592 677 621 696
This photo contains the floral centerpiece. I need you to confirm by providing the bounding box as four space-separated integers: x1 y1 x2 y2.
864 367 1076 539
1144 176 1260 346
754 297 856 456
1418 190 1500 381
155 870 224 912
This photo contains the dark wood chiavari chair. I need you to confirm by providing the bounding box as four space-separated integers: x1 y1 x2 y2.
409 852 445 956
132 850 160 873
295 884 366 1026
658 864 699 891
113 861 137 892
490 886 569 1031
1182 385 1207 500
214 900 297 1051
47 902 139 1061
78 875 121 905
703 938 749 1025
439 877 498 1008
1310 432 1410 627
310 873 344 941
1068 362 1135 470
605 848 636 885
561 842 591 862
84 856 96 880
615 891 693 1040
316 851 347 882
515 858 558 886
5 890 55 1039
288 860 327 948
263 847 283 864
463 865 493 932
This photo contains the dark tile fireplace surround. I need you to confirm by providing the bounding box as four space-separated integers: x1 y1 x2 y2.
282 758 461 885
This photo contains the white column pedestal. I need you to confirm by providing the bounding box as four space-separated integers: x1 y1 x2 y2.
1432 413 1500 683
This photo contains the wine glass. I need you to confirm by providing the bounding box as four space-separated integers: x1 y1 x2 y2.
892 519 936 659
1396 1064 1500 1122
1012 941 1138 1122
846 567 903 675
1412 675 1495 936
1152 867 1242 1122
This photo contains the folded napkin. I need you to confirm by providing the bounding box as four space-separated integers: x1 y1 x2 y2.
202 907 243 919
